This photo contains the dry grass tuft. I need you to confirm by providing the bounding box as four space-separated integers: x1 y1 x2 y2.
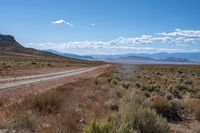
42 111 80 133
24 92 63 115
184 99 200 121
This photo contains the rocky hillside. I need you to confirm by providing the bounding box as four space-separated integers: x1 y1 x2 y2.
0 34 56 57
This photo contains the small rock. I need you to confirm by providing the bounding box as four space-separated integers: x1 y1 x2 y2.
80 118 84 123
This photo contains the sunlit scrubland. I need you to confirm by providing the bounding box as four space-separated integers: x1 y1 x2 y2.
0 65 200 132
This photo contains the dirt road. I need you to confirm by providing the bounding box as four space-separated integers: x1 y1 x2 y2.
0 66 107 89
0 67 88 82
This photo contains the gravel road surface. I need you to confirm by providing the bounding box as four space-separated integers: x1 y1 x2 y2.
0 67 98 89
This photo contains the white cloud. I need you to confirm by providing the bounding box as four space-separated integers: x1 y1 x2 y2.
51 19 65 24
26 29 200 54
51 19 73 27
158 29 200 44
110 29 200 45
27 42 180 53
159 29 200 38
91 23 96 26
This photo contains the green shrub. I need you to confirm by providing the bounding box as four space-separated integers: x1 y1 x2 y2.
85 101 170 133
148 96 181 121
169 84 191 98
121 103 170 133
85 115 118 133
124 92 146 106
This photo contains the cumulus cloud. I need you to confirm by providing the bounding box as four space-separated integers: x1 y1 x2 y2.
158 29 200 44
159 29 200 38
114 29 200 45
51 19 73 27
27 29 200 54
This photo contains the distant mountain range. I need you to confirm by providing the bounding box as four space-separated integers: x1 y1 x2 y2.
46 50 200 64
129 53 200 62
118 56 155 61
1 33 198 64
47 49 94 60
91 52 200 61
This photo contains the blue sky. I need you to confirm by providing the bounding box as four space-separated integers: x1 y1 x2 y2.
0 0 200 55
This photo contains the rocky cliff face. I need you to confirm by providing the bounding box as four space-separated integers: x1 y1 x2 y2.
0 34 24 51
0 34 16 42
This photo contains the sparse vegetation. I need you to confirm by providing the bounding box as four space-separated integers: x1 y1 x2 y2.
120 103 170 133
28 92 63 114
1 64 200 132
0 52 102 76
184 99 200 121
148 96 181 121
12 112 37 131
0 71 111 132
86 93 170 133
42 111 80 133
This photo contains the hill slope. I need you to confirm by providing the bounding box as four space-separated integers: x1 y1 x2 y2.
0 34 102 76
0 34 57 57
